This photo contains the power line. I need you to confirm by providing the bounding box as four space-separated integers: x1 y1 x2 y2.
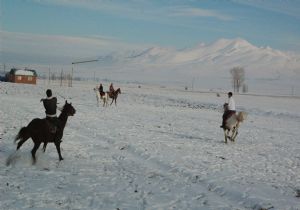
70 59 99 87
71 59 98 65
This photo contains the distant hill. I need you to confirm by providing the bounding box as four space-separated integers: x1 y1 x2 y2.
95 38 300 80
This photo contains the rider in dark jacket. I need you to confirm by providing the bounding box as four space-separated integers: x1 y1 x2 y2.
99 83 104 97
41 89 60 134
109 83 114 93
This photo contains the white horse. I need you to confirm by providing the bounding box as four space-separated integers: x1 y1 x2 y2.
101 92 110 107
94 87 110 107
222 104 247 143
93 87 101 107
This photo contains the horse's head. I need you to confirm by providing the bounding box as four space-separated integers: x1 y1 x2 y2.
116 88 121 94
62 100 76 116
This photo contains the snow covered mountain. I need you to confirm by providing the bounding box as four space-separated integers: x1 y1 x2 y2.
7 37 298 94
96 38 300 79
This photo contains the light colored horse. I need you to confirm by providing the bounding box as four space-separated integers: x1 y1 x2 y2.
101 92 110 107
93 87 101 107
94 87 110 107
222 105 247 143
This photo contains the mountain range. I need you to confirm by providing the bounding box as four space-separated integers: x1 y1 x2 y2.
95 38 300 80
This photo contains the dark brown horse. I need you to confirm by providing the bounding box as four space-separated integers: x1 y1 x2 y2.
108 88 121 106
13 101 76 164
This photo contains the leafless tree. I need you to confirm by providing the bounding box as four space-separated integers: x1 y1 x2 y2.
230 66 245 93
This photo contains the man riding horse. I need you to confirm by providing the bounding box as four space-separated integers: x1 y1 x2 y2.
109 83 115 97
99 83 105 98
40 89 61 139
220 92 236 129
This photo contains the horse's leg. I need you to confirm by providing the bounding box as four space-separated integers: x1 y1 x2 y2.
230 127 236 141
42 142 48 152
226 129 231 139
232 130 238 142
223 129 227 143
110 98 114 105
16 138 28 150
31 142 41 164
231 127 239 142
54 141 63 161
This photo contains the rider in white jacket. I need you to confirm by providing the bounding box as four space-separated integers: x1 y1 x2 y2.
228 95 236 111
221 92 236 128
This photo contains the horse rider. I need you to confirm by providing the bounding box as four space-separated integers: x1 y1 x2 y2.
40 89 60 136
220 92 236 129
109 83 115 96
99 83 105 98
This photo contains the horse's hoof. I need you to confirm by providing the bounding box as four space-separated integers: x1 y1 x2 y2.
59 158 64 161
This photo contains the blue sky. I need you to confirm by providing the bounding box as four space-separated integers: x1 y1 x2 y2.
1 0 300 63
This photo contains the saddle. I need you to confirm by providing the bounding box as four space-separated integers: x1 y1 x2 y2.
45 118 58 134
108 91 114 98
100 91 105 97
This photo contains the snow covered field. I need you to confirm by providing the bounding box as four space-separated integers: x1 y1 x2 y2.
0 81 299 210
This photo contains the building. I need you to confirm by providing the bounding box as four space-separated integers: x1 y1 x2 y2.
6 68 37 85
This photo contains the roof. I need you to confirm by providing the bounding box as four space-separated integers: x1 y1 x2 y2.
9 68 37 76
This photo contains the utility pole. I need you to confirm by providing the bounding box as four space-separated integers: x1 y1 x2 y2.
70 65 73 87
71 59 98 87
60 69 63 87
192 78 194 91
48 67 50 85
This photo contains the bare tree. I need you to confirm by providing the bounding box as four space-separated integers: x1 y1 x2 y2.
230 66 245 93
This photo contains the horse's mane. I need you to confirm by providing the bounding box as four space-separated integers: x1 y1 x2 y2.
58 101 75 118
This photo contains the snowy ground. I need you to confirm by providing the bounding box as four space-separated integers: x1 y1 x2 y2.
0 81 299 210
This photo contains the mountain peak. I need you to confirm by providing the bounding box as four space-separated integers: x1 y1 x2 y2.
212 38 255 49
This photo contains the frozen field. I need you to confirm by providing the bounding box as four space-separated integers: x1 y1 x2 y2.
0 81 299 210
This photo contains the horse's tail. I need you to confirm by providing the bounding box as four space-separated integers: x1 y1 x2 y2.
14 127 30 144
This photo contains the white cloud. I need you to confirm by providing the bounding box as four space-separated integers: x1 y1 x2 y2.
168 7 233 21
232 0 300 18
0 31 146 64
30 0 232 22
31 0 151 15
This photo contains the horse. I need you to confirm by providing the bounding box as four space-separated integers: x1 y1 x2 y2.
108 88 121 106
94 87 108 107
13 101 76 164
93 87 101 107
222 103 247 143
101 92 110 107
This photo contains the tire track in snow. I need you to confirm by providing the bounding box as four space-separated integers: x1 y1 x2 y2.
89 128 248 209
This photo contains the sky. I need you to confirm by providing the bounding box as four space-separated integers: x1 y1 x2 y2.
1 0 300 65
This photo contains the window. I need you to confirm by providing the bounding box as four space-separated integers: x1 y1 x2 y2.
17 76 22 80
27 76 32 81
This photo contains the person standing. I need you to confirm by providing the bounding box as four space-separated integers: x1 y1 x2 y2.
221 92 236 128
